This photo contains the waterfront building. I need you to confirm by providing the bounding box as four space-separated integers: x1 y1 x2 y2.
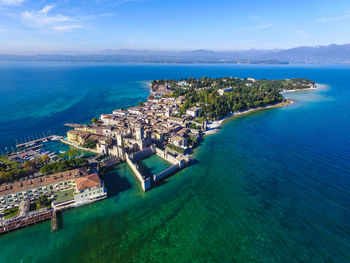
67 130 91 144
73 173 107 205
112 109 128 116
0 169 87 211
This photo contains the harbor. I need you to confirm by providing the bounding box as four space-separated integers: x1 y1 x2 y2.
16 135 62 149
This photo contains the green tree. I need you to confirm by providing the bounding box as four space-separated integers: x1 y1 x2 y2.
83 138 97 149
37 195 50 208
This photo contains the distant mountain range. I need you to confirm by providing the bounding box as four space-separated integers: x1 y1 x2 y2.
1 44 350 64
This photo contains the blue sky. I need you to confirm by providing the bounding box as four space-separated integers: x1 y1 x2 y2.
0 0 349 53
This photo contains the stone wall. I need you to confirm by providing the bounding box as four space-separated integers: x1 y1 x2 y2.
153 164 179 182
155 148 179 165
125 154 151 191
132 146 156 161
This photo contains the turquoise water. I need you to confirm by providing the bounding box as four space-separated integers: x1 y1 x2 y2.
0 63 350 262
138 154 172 178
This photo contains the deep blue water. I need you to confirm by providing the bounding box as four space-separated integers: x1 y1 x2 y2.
0 62 350 262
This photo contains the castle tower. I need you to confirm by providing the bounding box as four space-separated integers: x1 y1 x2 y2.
135 125 144 140
116 134 123 147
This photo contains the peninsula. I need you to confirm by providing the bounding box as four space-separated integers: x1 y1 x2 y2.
0 76 315 234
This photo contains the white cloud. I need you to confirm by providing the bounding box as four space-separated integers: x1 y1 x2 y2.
249 16 273 30
0 0 25 6
21 5 74 27
53 24 83 32
295 30 311 39
21 5 82 32
317 11 350 23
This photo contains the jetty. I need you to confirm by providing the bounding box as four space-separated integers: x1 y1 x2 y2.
51 210 57 232
16 135 62 148
64 123 82 128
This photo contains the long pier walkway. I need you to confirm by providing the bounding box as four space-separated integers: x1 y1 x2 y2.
51 210 57 232
16 135 62 148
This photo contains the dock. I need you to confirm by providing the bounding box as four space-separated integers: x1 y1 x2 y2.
16 135 62 148
64 123 83 128
51 210 57 232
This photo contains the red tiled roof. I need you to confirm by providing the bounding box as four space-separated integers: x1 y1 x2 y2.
75 173 101 191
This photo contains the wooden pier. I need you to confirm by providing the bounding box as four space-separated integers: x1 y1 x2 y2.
51 210 57 232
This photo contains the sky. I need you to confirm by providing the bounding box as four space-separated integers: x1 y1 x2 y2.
0 0 350 54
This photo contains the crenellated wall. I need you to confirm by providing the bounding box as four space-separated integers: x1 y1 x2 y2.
125 154 151 191
126 146 189 191
155 148 179 165
153 164 179 182
132 146 156 161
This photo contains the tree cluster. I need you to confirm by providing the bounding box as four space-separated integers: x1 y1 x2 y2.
40 158 88 175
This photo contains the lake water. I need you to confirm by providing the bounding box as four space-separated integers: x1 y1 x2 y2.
0 63 349 262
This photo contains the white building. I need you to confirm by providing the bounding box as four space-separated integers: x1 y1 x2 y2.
73 173 107 205
169 135 188 148
186 106 201 117
100 114 116 125
112 109 129 117
218 87 233 96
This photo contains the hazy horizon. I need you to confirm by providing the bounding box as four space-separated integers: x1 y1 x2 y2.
1 0 350 53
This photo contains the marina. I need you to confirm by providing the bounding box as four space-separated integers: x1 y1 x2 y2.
16 135 62 149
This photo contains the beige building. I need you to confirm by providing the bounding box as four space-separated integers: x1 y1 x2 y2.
0 169 87 211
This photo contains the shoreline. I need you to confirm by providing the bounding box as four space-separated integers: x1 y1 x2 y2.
203 100 294 136
203 84 319 136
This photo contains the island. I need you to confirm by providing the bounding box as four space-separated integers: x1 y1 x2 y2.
0 76 315 234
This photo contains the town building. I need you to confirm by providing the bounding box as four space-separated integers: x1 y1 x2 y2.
218 87 233 96
0 169 87 211
186 106 201 117
74 173 107 205
169 135 188 148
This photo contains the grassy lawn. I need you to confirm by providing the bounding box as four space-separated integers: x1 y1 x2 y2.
3 208 18 219
53 189 75 204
